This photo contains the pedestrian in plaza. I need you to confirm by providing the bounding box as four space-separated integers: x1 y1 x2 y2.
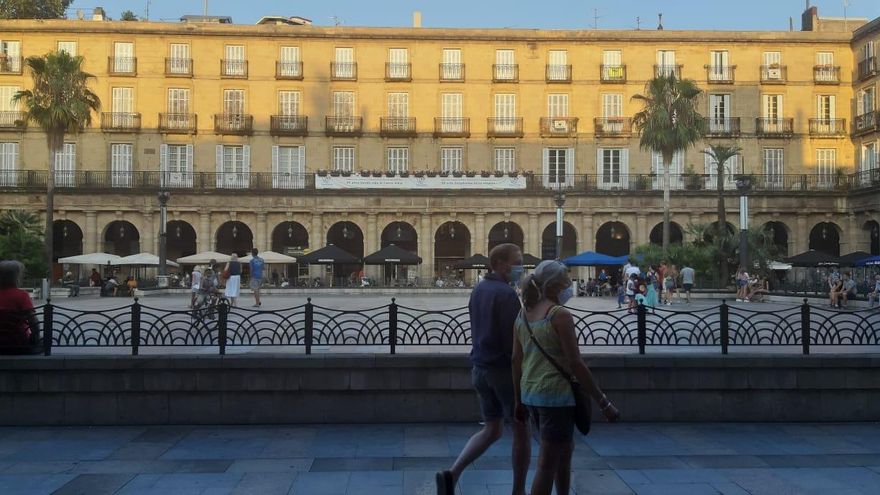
249 248 265 307
62 271 79 297
663 264 677 305
868 274 880 309
224 254 242 306
644 274 659 309
735 267 750 302
0 260 40 350
657 261 667 302
89 268 102 288
832 272 857 309
625 273 637 313
616 281 626 309
103 275 119 297
189 265 202 308
271 269 280 287
680 265 696 303
436 243 529 495
513 260 620 495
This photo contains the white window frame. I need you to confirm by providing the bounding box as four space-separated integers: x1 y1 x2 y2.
653 150 685 190
708 50 730 81
0 41 21 72
494 94 516 132
216 144 250 189
279 46 301 77
547 50 568 80
763 51 782 80
441 48 462 80
272 145 305 189
113 42 135 73
547 94 569 118
440 146 463 173
160 143 194 188
279 91 301 116
57 41 77 56
440 93 463 132
388 48 409 79
597 148 628 189
169 43 190 74
0 142 19 187
224 45 246 76
816 149 837 188
332 146 355 172
656 50 676 76
543 147 574 187
602 50 623 80
762 148 784 189
223 89 245 115
494 147 516 173
708 94 731 132
387 92 409 118
386 147 409 173
495 49 515 80
110 143 133 188
334 47 354 78
54 143 76 187
702 149 739 191
0 85 21 112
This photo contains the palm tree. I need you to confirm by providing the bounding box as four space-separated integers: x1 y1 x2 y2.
632 75 706 254
701 144 742 285
12 51 100 283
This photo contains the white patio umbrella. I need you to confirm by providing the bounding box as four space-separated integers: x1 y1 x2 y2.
175 251 232 265
769 261 793 271
111 253 180 268
57 252 122 265
239 250 297 264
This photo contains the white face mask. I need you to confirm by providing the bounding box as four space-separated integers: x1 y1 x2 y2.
558 285 574 305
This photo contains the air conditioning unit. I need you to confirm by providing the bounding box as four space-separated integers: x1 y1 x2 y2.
767 68 781 79
552 119 569 131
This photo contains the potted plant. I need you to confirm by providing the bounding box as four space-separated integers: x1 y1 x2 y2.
683 165 702 190
399 170 410 178
329 169 341 177
427 170 438 177
481 170 492 178
341 170 352 177
453 170 464 178
317 169 328 177
414 170 425 178
834 168 847 190
385 170 397 177
636 174 651 191
359 170 371 177
371 170 383 177
507 171 519 178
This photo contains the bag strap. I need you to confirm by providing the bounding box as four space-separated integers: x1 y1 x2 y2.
520 306 575 384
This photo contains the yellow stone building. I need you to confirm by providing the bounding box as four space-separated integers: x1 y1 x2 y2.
0 6 878 283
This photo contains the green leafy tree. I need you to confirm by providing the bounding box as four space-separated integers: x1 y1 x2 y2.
120 10 138 21
12 52 100 282
0 0 72 19
0 210 46 281
632 75 706 254
701 144 742 286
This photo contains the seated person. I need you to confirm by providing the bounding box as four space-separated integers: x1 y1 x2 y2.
89 268 102 288
62 271 80 297
126 276 138 297
280 278 290 288
0 260 40 351
828 277 843 308
103 276 120 297
746 277 769 302
869 274 880 309
836 273 857 309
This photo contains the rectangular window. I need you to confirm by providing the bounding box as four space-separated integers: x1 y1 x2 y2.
763 148 784 188
169 43 190 74
547 50 568 80
440 93 463 132
111 87 134 127
54 143 76 187
816 51 834 66
656 50 676 76
862 143 878 173
0 41 21 72
333 91 355 117
223 89 245 114
216 144 250 188
110 143 133 187
334 47 354 78
816 95 836 129
278 91 300 115
57 41 77 56
862 41 875 61
494 147 516 173
388 48 409 78
0 142 18 187
816 149 836 187
547 94 569 117
858 87 875 115
160 144 193 188
332 146 354 172
494 94 516 131
597 148 628 189
495 49 515 80
601 50 624 80
386 147 409 173
387 92 409 117
441 48 462 79
167 88 190 113
709 94 731 131
762 94 783 122
708 50 730 80
272 145 305 189
763 51 782 80
279 46 301 77
543 148 573 186
0 85 20 111
702 149 739 190
440 147 463 172
601 93 624 132
113 42 134 73
653 150 685 190
224 45 246 75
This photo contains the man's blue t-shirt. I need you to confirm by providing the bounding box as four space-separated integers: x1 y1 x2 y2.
469 272 520 369
250 256 265 280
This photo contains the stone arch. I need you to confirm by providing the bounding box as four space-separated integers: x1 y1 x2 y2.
381 221 418 253
649 222 684 246
166 220 197 260
541 221 577 260
215 221 253 256
809 222 841 257
53 219 83 261
863 220 880 256
595 221 631 257
272 221 309 255
488 221 525 252
103 220 140 256
761 221 790 257
435 221 471 276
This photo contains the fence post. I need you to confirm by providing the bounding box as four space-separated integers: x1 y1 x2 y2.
305 297 313 355
637 302 646 355
389 298 398 355
801 298 811 355
131 298 140 356
720 300 729 355
218 300 228 355
42 299 53 356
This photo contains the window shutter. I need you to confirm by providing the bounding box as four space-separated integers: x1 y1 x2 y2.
621 149 629 176
185 145 193 173
299 146 306 173
829 95 836 120
566 147 575 186
542 148 550 187
704 149 712 175
215 145 223 174
242 145 251 174
596 148 604 182
271 145 279 175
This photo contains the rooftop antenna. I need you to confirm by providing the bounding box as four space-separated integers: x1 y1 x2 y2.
592 8 601 29
843 0 852 31
636 16 641 30
330 16 342 26
657 12 664 30
145 0 151 20
203 0 208 16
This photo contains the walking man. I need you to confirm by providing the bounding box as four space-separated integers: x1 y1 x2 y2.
249 248 264 308
681 264 696 303
436 243 530 495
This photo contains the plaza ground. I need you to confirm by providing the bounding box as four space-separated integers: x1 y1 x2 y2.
1 422 879 494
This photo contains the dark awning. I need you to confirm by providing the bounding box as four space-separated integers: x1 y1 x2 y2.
363 244 422 265
453 254 490 269
298 244 360 265
522 253 542 269
784 250 840 267
838 251 873 267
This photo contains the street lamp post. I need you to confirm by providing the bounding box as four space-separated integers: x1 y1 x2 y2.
735 175 752 270
157 190 171 288
554 185 566 260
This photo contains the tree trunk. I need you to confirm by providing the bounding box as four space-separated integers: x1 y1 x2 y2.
662 153 672 255
717 159 728 287
45 133 61 286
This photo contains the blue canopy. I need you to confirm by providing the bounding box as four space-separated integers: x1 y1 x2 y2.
856 255 880 267
562 251 629 266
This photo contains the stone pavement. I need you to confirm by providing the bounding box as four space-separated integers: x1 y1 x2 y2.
1 423 879 494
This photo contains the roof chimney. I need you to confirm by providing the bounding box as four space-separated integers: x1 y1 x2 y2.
91 7 106 21
801 4 818 31
412 11 422 28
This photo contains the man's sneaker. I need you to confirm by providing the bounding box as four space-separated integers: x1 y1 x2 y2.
435 471 454 495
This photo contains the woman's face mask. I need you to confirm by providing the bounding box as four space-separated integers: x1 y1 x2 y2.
558 285 574 306
509 265 525 286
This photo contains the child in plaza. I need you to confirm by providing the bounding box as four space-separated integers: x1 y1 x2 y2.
625 273 637 313
616 281 626 308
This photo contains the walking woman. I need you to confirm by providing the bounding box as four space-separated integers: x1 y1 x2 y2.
512 260 620 495
224 254 242 306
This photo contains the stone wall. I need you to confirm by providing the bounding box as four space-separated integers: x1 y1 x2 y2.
1 354 878 425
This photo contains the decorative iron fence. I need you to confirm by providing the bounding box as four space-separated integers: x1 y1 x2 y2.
25 298 880 356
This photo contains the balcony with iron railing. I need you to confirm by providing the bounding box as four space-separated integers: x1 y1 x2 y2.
158 113 197 134
539 117 578 137
760 65 787 83
385 63 411 82
600 64 626 83
213 113 253 135
108 57 137 76
813 65 841 84
433 118 470 138
594 117 632 137
858 57 877 81
0 55 22 74
165 58 193 77
546 64 572 83
270 115 308 136
439 63 465 81
755 118 794 137
854 112 879 135
276 61 303 80
325 116 363 136
380 117 417 137
705 65 735 84
220 59 248 78
808 118 846 137
705 117 741 137
330 62 357 81
492 64 519 83
100 112 141 132
487 117 524 138
654 64 682 78
0 111 26 130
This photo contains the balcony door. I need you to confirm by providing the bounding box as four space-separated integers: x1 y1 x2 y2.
709 94 730 132
602 93 623 132
762 148 784 188
160 144 193 188
279 91 300 116
0 142 18 187
110 143 133 188
334 47 354 78
216 145 250 189
547 94 569 118
224 45 245 75
597 148 627 189
494 94 516 132
495 49 515 79
703 149 738 190
653 150 685 190
762 94 783 131
548 50 567 80
388 48 408 78
113 42 134 72
709 50 728 80
169 43 189 73
279 46 300 76
543 148 574 187
441 48 462 79
656 50 675 76
441 93 462 132
111 87 133 127
816 95 835 134
54 143 76 187
272 145 305 189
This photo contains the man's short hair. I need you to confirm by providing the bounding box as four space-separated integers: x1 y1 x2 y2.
489 243 521 270
252 248 258 256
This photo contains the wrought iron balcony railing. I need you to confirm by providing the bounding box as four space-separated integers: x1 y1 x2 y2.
545 64 572 82
539 117 578 137
705 117 741 137
330 62 357 80
808 118 846 137
165 58 193 76
600 64 626 83
433 118 470 138
213 114 253 135
760 65 787 83
276 61 303 80
108 57 137 75
858 57 877 81
270 115 308 136
385 63 411 81
158 113 197 134
439 63 465 81
755 118 794 137
380 117 417 137
492 64 519 82
100 112 141 132
594 117 632 137
220 59 248 78
487 117 524 137
325 116 363 136
705 65 735 84
813 65 841 84
854 112 879 135
0 111 27 130
654 64 682 78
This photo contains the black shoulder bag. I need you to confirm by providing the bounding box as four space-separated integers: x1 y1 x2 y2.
520 308 592 435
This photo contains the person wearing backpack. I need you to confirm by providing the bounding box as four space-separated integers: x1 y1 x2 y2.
512 260 620 495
